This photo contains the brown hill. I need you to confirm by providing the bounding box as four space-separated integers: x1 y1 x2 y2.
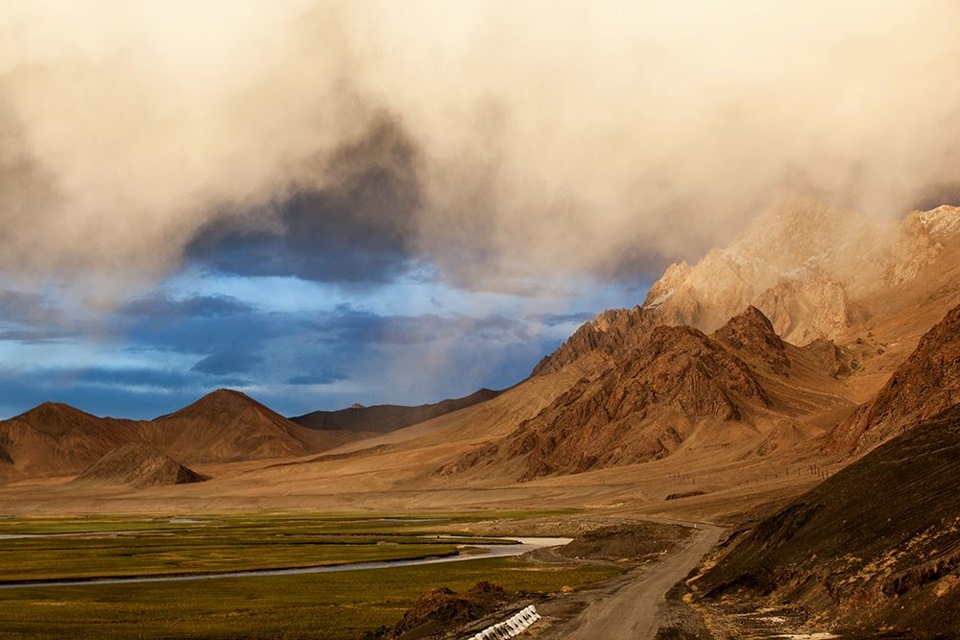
694 404 960 636
0 403 140 482
441 307 853 481
828 303 960 454
73 443 207 489
140 389 340 464
290 388 501 434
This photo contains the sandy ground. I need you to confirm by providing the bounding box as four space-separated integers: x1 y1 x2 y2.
533 524 723 639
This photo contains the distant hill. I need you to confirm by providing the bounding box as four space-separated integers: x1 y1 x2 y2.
0 389 360 483
0 402 140 482
139 389 344 464
695 403 960 636
73 443 207 489
290 388 502 434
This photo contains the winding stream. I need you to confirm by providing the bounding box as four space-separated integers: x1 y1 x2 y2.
0 536 572 589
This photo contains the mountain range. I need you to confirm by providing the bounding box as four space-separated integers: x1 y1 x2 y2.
1 203 958 635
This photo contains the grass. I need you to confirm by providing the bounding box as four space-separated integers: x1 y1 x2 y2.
0 558 621 639
0 514 529 581
0 511 621 638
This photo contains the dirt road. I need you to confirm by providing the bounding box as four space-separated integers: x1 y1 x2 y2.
540 523 723 639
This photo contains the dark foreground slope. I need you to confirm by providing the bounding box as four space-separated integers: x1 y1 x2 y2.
695 404 960 637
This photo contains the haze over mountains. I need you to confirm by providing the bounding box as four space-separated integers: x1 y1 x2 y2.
3 204 959 489
1 202 958 634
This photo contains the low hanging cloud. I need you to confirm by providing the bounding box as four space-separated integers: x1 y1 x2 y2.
3 0 960 297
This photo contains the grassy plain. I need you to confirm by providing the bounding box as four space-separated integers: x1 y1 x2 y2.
0 511 621 639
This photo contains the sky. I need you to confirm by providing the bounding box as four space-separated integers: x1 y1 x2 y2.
1 1 960 418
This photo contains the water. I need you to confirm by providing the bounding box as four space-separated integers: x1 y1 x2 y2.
0 536 572 589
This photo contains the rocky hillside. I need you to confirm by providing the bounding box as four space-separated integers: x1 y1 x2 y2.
440 307 850 481
73 443 207 489
694 404 960 637
531 306 651 376
829 303 960 454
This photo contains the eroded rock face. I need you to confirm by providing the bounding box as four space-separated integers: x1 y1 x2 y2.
532 306 651 376
829 303 960 454
444 309 777 481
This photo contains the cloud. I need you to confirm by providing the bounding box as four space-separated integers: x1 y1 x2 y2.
0 289 66 324
120 292 253 318
526 311 596 327
77 367 189 389
308 305 530 346
190 351 263 376
285 370 348 386
184 116 423 285
2 1 960 298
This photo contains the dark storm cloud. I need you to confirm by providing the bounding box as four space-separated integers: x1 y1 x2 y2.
190 352 264 376
185 116 424 285
120 292 253 318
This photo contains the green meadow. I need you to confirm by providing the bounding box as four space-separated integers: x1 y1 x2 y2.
0 512 621 639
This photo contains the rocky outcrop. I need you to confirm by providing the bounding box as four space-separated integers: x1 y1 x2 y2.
828 304 960 454
713 305 790 375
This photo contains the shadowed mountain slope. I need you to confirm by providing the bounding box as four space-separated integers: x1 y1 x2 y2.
73 443 207 489
829 303 960 455
290 388 502 434
695 404 960 637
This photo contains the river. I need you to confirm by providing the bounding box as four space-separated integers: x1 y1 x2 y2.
0 536 572 589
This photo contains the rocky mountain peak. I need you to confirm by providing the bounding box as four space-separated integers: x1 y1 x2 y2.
713 306 790 375
531 305 650 376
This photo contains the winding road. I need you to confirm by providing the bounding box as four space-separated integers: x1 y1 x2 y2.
542 523 723 639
